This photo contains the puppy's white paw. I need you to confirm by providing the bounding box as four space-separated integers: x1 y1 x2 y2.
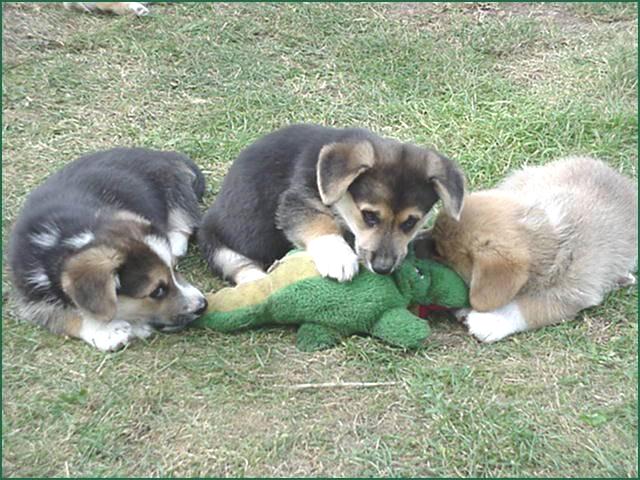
168 231 189 259
307 234 359 282
129 2 149 16
453 308 471 322
618 272 637 287
130 323 155 340
83 320 134 352
465 302 528 343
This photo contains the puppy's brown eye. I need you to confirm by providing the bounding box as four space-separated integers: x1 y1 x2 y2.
362 210 380 227
149 284 168 300
400 216 418 233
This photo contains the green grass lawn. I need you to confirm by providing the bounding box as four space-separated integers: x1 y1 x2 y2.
2 2 637 477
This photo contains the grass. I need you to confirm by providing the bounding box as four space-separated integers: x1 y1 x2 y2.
2 2 638 477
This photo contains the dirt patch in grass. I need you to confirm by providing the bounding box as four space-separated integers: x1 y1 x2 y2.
582 314 629 345
3 3 83 66
384 2 636 28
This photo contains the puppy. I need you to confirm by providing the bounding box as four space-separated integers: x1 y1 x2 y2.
8 148 208 351
63 2 149 16
429 156 637 342
198 124 465 284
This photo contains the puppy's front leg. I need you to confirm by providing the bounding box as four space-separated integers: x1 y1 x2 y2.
65 315 136 351
277 188 359 282
96 2 149 16
464 301 529 343
464 293 584 342
306 231 360 282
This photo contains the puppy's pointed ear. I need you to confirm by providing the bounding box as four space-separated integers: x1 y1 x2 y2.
469 249 529 312
425 151 466 221
61 246 124 321
317 140 375 205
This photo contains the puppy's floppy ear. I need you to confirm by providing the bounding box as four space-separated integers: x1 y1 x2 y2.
425 151 466 221
469 249 529 312
317 140 375 205
61 246 124 321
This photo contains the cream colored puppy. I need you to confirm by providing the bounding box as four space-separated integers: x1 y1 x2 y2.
63 2 149 16
431 156 637 342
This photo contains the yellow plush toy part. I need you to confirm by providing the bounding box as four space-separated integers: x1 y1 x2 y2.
207 251 319 313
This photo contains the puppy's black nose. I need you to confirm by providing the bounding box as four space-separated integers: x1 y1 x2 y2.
194 297 208 316
371 253 396 275
372 264 393 275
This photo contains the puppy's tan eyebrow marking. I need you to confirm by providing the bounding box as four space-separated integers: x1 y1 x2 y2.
139 266 171 298
358 203 392 219
395 207 424 225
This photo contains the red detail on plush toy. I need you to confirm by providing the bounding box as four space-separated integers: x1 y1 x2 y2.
417 304 450 318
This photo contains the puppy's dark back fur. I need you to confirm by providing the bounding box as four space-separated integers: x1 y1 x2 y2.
198 124 457 271
9 147 204 307
198 125 372 267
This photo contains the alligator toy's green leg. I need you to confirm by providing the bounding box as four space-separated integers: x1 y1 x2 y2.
371 308 430 349
427 262 470 307
296 323 341 352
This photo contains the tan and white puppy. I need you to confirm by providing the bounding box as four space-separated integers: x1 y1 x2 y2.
63 2 149 16
430 156 637 342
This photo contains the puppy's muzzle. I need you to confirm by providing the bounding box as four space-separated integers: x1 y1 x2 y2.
152 297 208 332
370 252 397 275
192 296 208 316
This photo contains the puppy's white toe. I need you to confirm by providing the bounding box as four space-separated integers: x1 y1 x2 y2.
618 272 637 287
453 308 471 322
307 234 359 282
129 2 149 16
465 302 528 343
130 323 155 340
87 320 134 352
466 311 510 343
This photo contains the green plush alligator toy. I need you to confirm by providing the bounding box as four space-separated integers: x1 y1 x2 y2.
194 250 469 351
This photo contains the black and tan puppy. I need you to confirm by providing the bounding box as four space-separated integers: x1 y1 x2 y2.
198 124 465 284
8 148 208 351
